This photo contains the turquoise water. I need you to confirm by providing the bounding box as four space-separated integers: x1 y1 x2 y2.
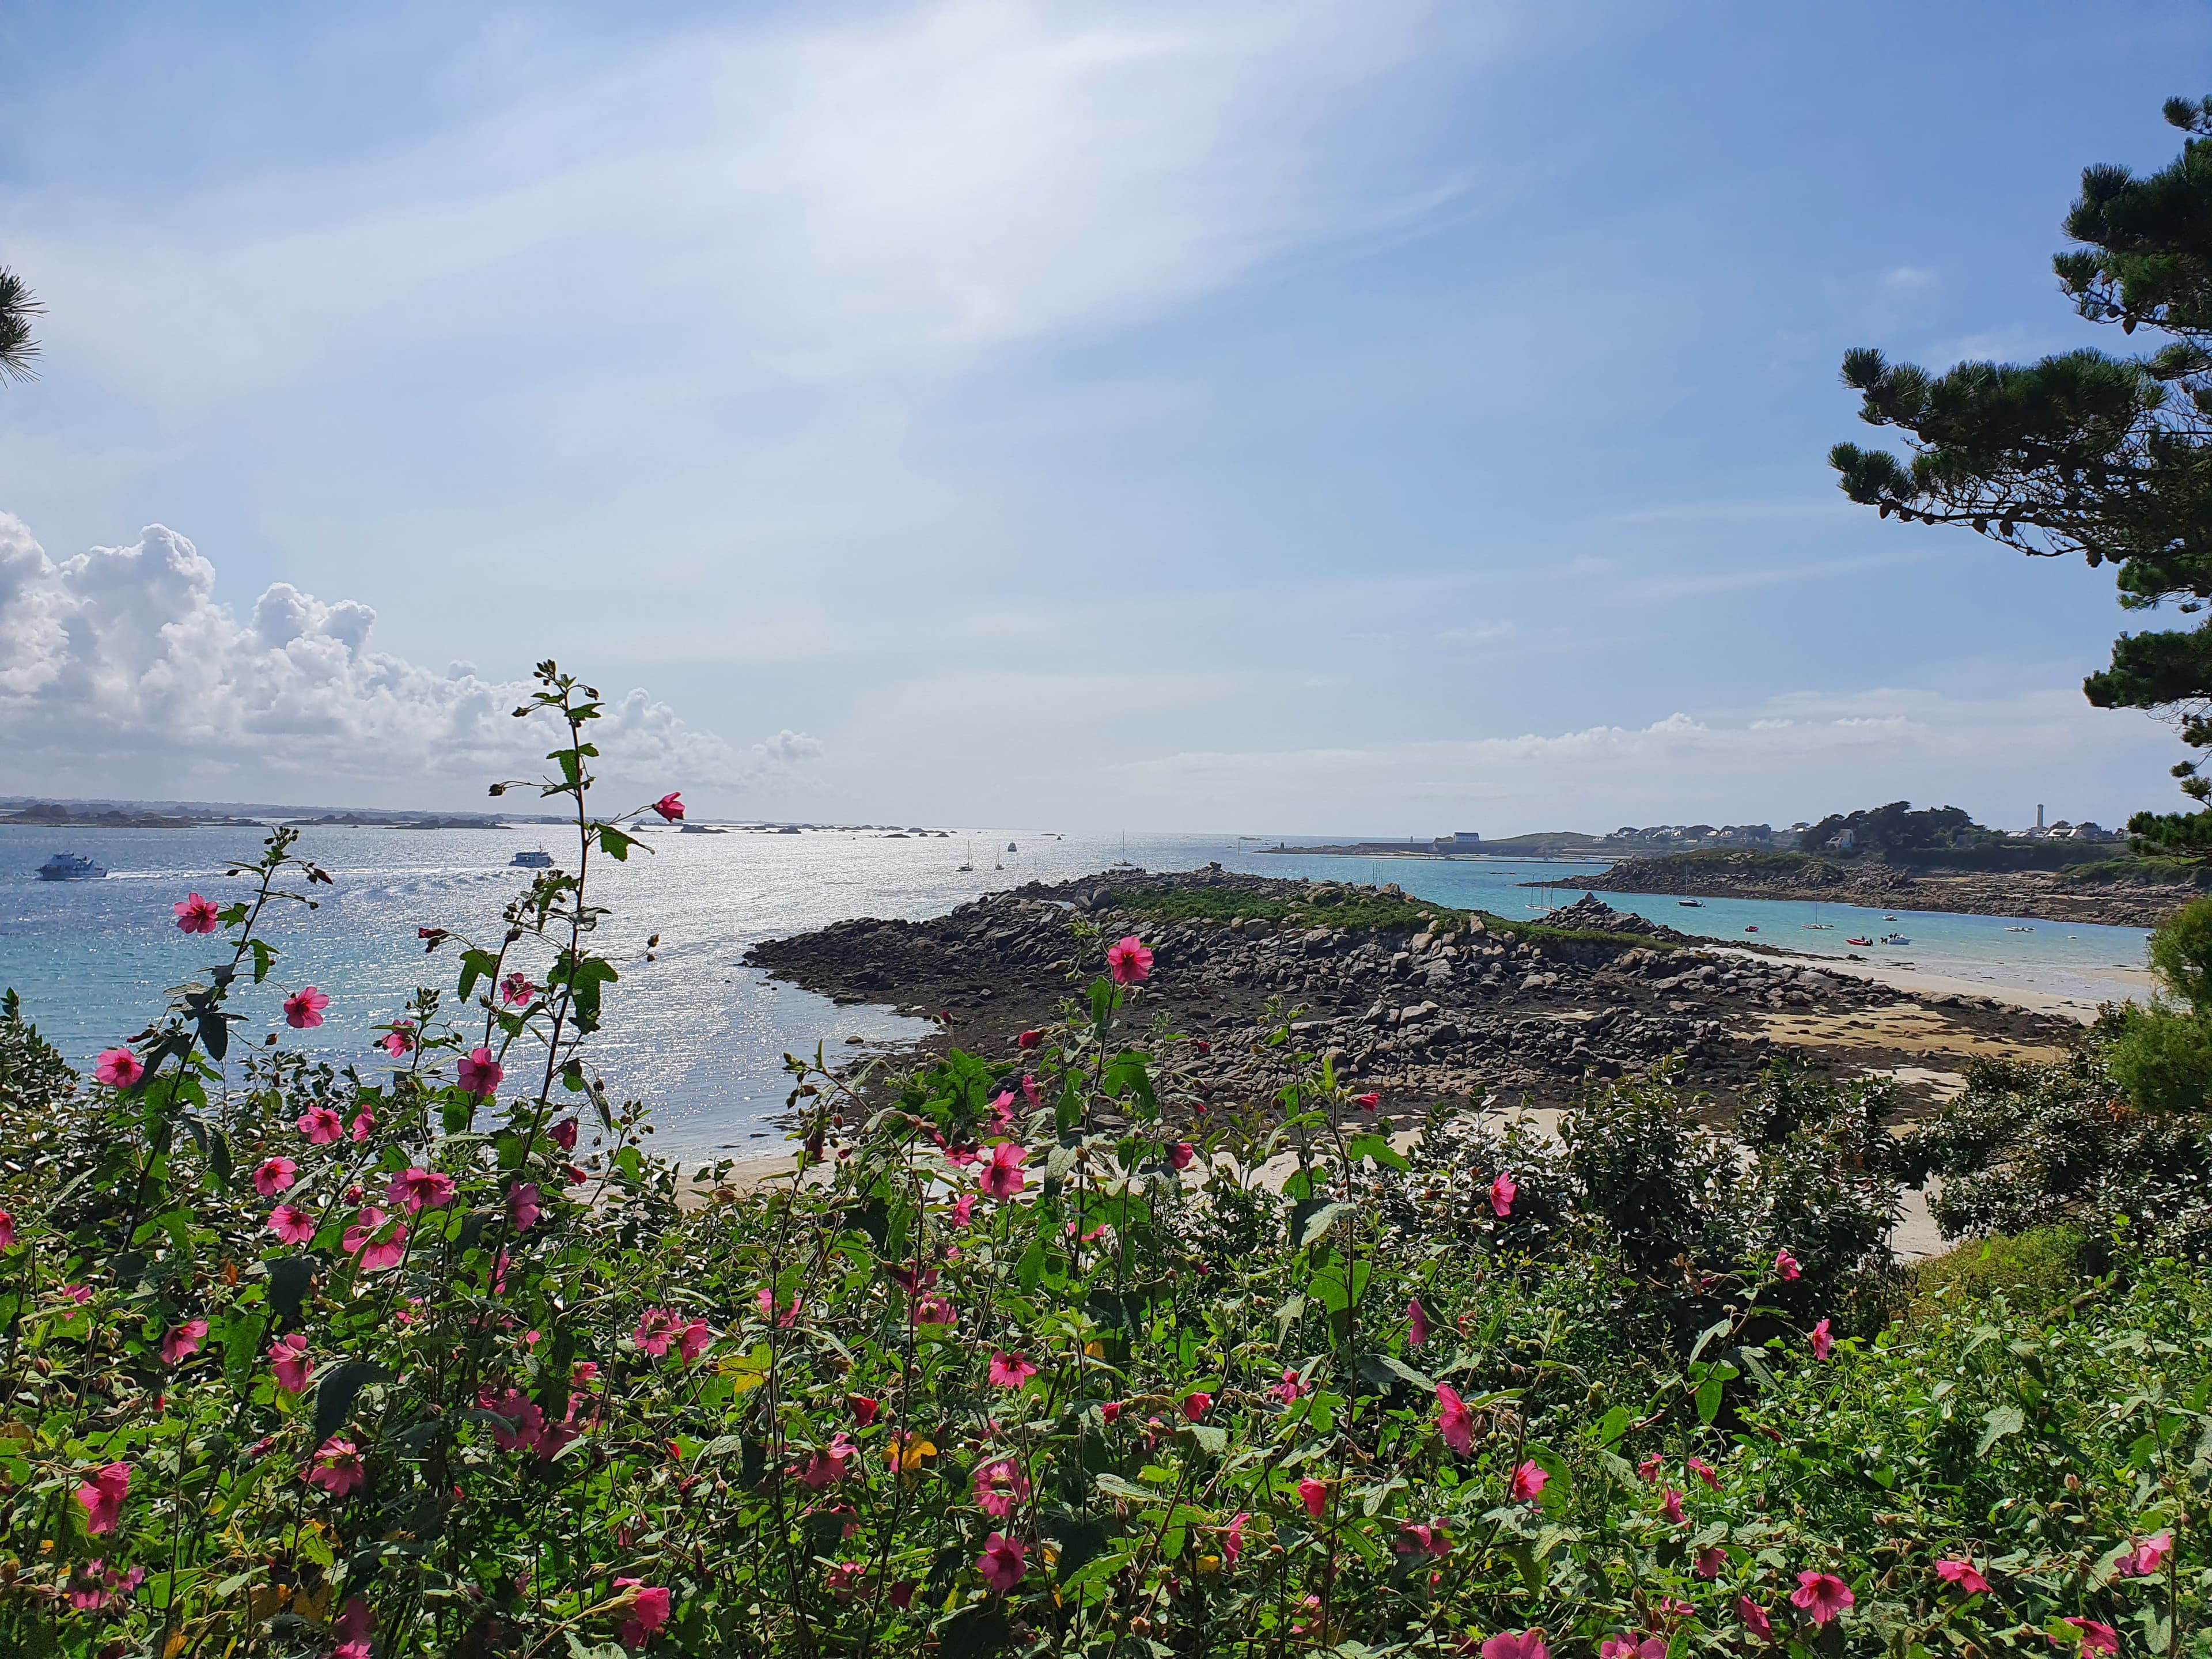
1 827 2149 1156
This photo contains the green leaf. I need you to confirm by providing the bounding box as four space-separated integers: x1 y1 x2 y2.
1696 1375 1724 1424
939 1604 1012 1659
1290 1199 1355 1252
597 824 635 861
457 949 501 1003
1093 1474 1162 1504
248 938 278 984
1978 1403 2026 1456
1186 1423 1228 1455
1594 1406 1632 1448
1344 1133 1410 1172
315 1361 389 1445
267 1256 315 1320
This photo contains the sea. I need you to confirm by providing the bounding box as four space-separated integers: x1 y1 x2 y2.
0 825 2153 1161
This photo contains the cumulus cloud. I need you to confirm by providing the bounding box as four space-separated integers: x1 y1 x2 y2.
0 514 816 800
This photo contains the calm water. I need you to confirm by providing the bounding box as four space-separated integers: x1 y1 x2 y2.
0 827 2149 1157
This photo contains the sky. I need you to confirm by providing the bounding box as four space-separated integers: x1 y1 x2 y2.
1 0 2205 834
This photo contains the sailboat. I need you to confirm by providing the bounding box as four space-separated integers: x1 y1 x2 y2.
957 840 975 873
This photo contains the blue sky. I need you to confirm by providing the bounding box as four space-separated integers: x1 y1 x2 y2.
1 1 2204 832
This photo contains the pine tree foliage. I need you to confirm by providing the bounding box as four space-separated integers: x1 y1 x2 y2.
0 266 40 383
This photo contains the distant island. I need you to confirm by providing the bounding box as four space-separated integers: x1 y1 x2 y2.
0 802 264 829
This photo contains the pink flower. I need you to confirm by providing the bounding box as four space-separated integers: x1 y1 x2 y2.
1510 1460 1548 1503
1637 1453 1663 1482
2119 1532 2173 1578
0 1211 13 1250
651 792 685 821
1687 1455 1719 1490
160 1318 209 1365
342 1207 407 1272
1018 1028 1042 1050
380 1022 416 1058
2059 1619 2120 1655
825 1560 866 1599
506 1180 543 1231
1101 1402 1126 1425
1790 1571 1853 1627
75 1462 131 1534
615 1579 672 1649
981 1141 1028 1200
66 1559 145 1611
60 1283 93 1304
973 1457 1031 1518
1437 1382 1476 1455
173 892 221 934
1738 1600 1774 1642
1773 1248 1801 1281
1694 1547 1726 1579
635 1308 681 1356
387 1167 456 1215
1297 1476 1328 1518
1481 1632 1548 1659
792 1434 858 1490
349 1105 375 1143
914 1293 956 1326
951 1194 976 1228
304 1436 366 1497
1354 1091 1381 1112
1601 1639 1666 1659
1106 935 1153 985
1408 1297 1431 1347
93 1048 144 1089
267 1204 317 1245
1810 1318 1834 1361
675 1320 712 1364
1489 1171 1518 1218
1661 1487 1685 1524
334 1596 374 1659
551 1116 579 1150
457 1047 503 1098
850 1395 880 1426
1936 1559 1991 1594
1271 1368 1306 1406
1021 1073 1041 1108
1224 1511 1251 1565
1181 1391 1211 1422
251 1157 298 1196
978 1532 1027 1594
284 986 330 1029
270 1334 311 1393
298 1105 343 1144
1169 1141 1195 1171
500 971 536 1006
988 1090 1016 1128
989 1352 1037 1389
483 1388 546 1453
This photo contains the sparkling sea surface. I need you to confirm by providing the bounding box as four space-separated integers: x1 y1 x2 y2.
0 826 2151 1159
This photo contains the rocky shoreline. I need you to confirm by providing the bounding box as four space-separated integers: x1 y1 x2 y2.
745 867 2080 1124
1585 851 2188 929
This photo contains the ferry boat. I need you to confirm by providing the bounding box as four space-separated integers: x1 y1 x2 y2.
37 851 106 880
510 849 555 869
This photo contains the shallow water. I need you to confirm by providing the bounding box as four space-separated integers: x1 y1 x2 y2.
1 827 2149 1158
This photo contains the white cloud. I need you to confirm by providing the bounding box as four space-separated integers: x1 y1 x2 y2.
0 514 811 801
1883 266 1937 292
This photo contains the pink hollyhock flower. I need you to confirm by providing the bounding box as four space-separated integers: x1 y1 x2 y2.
825 1560 866 1599
387 1168 456 1215
989 1352 1037 1389
60 1284 93 1304
1687 1455 1719 1489
635 1308 681 1356
1510 1460 1548 1503
66 1558 146 1611
332 1596 374 1659
1661 1487 1686 1524
1637 1453 1663 1482
380 1022 416 1058
1181 1391 1211 1422
850 1395 880 1426
2119 1532 2173 1577
753 1286 804 1326
1790 1571 1853 1627
0 1211 13 1250
1298 1476 1328 1518
978 1532 1027 1594
551 1116 579 1150
1021 1073 1041 1109
297 1105 343 1143
1437 1382 1476 1455
1353 1091 1381 1111
1169 1141 1195 1171
974 1457 1031 1518
988 1090 1016 1129
915 1293 956 1326
304 1436 366 1498
94 1048 145 1089
500 972 536 1006
1738 1598 1774 1641
1481 1631 1548 1659
1489 1171 1518 1218
1271 1368 1306 1405
267 1204 317 1245
2059 1619 2120 1655
349 1105 375 1143
483 1389 545 1453
1018 1028 1042 1050
75 1462 131 1534
981 1141 1028 1200
457 1047 503 1098
173 892 221 934
793 1434 858 1490
1408 1297 1431 1347
1810 1319 1834 1361
160 1318 209 1365
951 1193 976 1228
1935 1559 1991 1594
1397 1521 1450 1558
1224 1510 1251 1565
342 1207 407 1272
252 1157 298 1196
270 1333 312 1393
615 1579 672 1649
1695 1547 1726 1579
651 792 684 821
283 986 330 1029
509 1181 542 1230
675 1320 712 1364
1101 1402 1126 1425
1106 935 1153 985
1774 1248 1801 1281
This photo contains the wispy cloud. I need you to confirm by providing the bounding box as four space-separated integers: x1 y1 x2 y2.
1606 497 1854 527
1612 548 1929 603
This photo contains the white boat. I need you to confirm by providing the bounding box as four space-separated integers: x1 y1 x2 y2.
2004 925 2033 932
511 849 554 869
37 851 106 881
